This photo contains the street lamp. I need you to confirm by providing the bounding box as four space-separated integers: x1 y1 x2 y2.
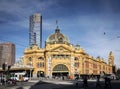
30 62 32 80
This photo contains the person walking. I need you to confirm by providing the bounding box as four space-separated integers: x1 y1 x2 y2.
96 76 101 88
105 76 108 88
107 77 111 88
83 76 88 88
104 76 111 88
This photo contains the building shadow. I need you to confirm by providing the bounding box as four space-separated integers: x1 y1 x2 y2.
16 87 23 89
29 80 50 89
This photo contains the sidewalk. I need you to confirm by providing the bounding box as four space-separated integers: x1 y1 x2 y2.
28 79 40 83
0 85 5 89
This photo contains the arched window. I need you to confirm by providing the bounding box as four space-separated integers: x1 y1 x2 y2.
37 71 44 77
74 57 79 60
28 57 32 61
38 57 44 60
58 37 63 42
53 64 68 71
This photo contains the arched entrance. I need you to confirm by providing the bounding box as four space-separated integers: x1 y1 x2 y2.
37 71 44 77
52 64 69 79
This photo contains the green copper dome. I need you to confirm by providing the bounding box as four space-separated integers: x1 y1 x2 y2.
46 26 70 44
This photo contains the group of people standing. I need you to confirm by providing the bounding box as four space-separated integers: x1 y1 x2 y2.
96 76 111 88
76 76 112 88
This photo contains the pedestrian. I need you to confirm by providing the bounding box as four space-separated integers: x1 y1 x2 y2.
107 78 111 88
75 81 79 87
96 76 101 88
62 76 64 80
105 77 111 88
83 76 88 88
105 76 108 88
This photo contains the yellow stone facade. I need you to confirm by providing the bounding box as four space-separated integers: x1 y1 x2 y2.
24 27 114 78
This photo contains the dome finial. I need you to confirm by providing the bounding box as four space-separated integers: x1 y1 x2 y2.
56 20 59 29
55 20 60 33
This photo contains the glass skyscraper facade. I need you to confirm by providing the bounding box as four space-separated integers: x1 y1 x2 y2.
29 13 42 48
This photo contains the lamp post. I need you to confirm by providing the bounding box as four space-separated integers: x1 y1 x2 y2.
30 62 32 80
30 69 32 80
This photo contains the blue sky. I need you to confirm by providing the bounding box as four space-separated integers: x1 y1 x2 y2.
0 0 120 67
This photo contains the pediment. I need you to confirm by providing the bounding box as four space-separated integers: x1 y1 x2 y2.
50 45 73 52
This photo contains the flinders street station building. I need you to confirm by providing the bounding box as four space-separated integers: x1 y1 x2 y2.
24 26 114 78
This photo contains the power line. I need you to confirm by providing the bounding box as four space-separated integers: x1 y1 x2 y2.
0 36 28 48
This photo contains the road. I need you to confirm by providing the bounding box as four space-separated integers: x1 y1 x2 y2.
0 79 72 89
0 79 120 89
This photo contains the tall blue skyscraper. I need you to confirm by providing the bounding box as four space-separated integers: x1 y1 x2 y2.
29 13 42 48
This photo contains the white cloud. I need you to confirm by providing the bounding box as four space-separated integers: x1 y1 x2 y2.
74 15 120 67
43 20 56 31
0 0 58 28
0 0 120 67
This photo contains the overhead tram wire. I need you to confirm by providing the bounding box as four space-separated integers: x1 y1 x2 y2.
14 3 44 22
0 35 28 45
77 33 120 57
0 36 28 48
8 9 28 25
10 6 120 50
0 39 27 48
14 5 39 21
0 8 43 48
90 34 120 48
0 8 31 46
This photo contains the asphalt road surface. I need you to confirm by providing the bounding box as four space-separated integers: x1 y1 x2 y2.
0 79 120 89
